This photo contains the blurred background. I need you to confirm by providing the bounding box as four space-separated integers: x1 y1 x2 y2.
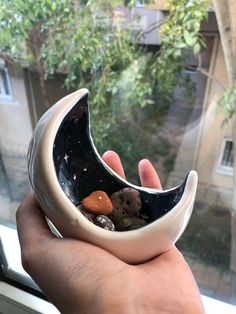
0 0 236 306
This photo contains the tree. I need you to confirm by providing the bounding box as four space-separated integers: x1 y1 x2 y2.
0 0 208 148
0 0 75 108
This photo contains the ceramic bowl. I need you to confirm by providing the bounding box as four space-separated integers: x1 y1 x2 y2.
27 88 198 264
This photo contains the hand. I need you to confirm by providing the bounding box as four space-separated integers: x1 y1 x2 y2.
16 151 204 314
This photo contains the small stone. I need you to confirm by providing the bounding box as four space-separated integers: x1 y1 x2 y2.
94 215 115 231
116 217 147 231
109 188 142 224
81 191 113 215
77 204 96 223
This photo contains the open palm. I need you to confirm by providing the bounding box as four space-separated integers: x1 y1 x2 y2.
16 151 204 314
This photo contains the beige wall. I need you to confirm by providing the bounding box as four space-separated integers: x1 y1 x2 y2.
167 37 234 208
146 0 213 11
0 64 32 156
195 38 234 206
145 0 170 11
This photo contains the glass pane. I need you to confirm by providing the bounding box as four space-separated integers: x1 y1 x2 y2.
0 3 236 308
0 66 31 223
0 67 11 96
221 140 233 167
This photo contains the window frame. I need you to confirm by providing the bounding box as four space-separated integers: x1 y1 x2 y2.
135 0 144 8
0 9 235 313
0 222 60 313
0 61 15 104
216 138 234 176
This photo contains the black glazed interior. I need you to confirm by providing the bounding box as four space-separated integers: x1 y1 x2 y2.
53 93 187 221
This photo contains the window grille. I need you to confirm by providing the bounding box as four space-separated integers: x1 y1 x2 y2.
221 140 234 168
136 0 144 7
0 63 13 100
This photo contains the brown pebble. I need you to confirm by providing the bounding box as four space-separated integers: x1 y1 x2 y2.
81 191 113 215
94 215 115 231
109 188 142 224
116 217 147 231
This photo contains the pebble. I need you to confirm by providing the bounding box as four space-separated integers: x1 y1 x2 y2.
78 206 96 223
116 217 147 231
94 215 115 231
81 191 113 215
109 188 142 224
78 188 147 232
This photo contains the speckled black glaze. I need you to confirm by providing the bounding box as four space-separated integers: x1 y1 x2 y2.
53 92 187 221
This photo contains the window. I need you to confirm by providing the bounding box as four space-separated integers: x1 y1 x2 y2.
217 139 234 175
221 140 234 167
0 62 13 102
0 224 60 313
0 3 236 313
135 0 144 8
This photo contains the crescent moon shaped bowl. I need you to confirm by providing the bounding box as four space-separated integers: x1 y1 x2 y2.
28 88 198 264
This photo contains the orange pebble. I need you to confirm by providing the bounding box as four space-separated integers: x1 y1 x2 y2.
81 191 113 215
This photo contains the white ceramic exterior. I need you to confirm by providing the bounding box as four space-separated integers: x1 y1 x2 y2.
28 89 198 264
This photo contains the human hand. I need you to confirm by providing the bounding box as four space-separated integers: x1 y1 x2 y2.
16 151 204 314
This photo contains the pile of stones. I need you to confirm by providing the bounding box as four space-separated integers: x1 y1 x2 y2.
77 188 149 231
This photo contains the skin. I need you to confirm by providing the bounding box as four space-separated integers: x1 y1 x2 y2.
16 151 205 314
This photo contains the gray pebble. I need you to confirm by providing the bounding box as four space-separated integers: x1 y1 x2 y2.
94 215 115 231
77 204 96 223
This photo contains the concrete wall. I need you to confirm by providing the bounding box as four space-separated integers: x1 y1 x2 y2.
166 37 234 208
146 0 215 15
0 64 32 156
145 0 170 11
194 38 233 207
0 64 71 204
0 63 33 205
131 7 164 45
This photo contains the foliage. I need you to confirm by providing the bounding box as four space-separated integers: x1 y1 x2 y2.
163 155 175 172
108 120 159 183
0 0 74 60
216 84 236 126
1 0 156 140
177 201 231 269
0 0 208 166
153 0 208 95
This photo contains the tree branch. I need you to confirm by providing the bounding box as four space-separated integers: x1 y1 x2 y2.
31 27 50 109
197 67 226 91
137 19 166 40
196 52 226 91
187 64 226 92
0 52 14 64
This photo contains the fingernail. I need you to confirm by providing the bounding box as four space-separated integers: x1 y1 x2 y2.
138 159 149 167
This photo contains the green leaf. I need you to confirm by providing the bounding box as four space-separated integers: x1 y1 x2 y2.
183 30 197 47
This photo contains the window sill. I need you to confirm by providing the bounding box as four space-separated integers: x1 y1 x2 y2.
0 98 18 106
215 167 233 177
201 295 236 314
0 225 236 313
0 282 59 314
